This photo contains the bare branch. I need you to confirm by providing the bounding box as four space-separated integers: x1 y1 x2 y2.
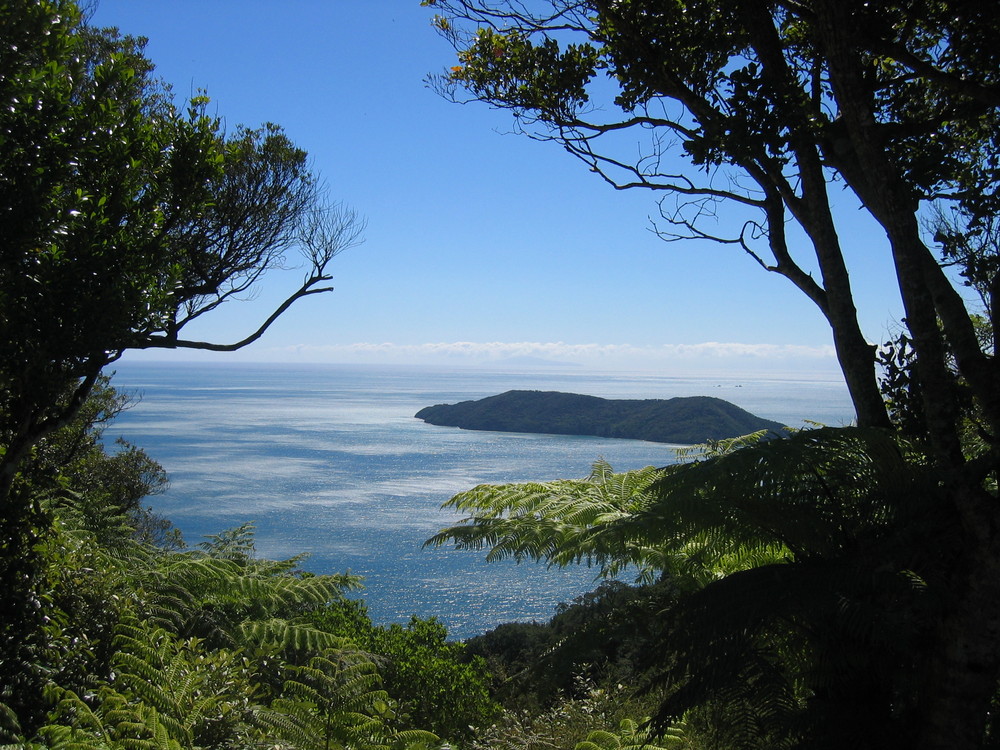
870 39 1000 109
138 281 332 353
142 201 364 353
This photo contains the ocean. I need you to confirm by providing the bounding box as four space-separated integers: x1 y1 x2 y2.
106 362 855 638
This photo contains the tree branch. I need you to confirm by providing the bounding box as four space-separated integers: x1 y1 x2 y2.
137 280 333 353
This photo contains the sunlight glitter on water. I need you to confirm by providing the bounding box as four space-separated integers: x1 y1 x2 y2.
108 362 854 637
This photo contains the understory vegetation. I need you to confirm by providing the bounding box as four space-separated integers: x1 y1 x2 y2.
11 376 990 749
0 379 686 749
0 380 498 749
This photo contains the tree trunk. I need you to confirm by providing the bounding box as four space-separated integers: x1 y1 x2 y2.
0 365 104 508
917 481 1000 750
736 0 891 430
812 2 1000 746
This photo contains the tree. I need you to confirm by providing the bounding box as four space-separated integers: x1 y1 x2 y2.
3 509 365 742
0 0 364 508
463 578 678 711
308 603 500 742
429 432 959 748
423 2 999 747
0 2 362 733
21 376 176 546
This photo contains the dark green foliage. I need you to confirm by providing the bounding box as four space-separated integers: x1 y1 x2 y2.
878 320 992 457
463 621 551 697
878 333 928 440
309 602 500 742
613 427 955 744
367 617 499 741
468 677 678 750
466 580 677 710
0 491 62 738
417 391 786 444
0 0 362 516
427 427 971 747
23 376 175 548
0 375 449 748
0 378 172 734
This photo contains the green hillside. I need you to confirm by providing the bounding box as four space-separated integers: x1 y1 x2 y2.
415 390 787 444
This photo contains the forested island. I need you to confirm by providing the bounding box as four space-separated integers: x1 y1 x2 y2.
416 390 787 444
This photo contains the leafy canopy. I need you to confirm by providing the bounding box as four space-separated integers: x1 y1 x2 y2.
0 0 364 507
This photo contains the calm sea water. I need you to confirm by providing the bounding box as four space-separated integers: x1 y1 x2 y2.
106 362 854 638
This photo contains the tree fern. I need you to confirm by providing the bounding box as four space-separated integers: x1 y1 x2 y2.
39 619 262 749
622 429 947 747
120 523 361 653
426 460 664 580
427 427 950 748
239 618 351 654
33 607 434 750
117 620 257 747
261 648 440 750
576 717 685 750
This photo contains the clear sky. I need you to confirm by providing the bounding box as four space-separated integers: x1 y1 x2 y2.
91 1 906 378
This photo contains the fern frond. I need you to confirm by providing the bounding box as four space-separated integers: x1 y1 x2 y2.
673 428 773 461
601 427 922 576
197 522 259 560
240 618 352 653
427 462 664 577
577 729 621 750
125 524 361 652
429 429 927 593
0 701 19 746
575 716 686 750
259 647 437 750
40 684 111 740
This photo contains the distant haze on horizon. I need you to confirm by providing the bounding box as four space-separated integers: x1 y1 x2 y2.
119 339 846 380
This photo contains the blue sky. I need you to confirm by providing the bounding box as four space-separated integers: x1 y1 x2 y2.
92 1 906 377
